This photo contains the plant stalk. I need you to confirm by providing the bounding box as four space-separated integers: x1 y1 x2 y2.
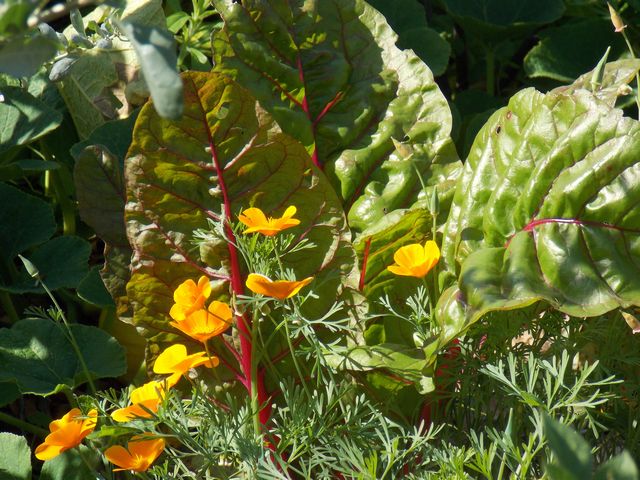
40 281 97 394
621 29 640 120
0 411 48 437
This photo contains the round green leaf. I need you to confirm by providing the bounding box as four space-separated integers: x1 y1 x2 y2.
442 0 565 38
0 87 62 154
0 432 31 480
0 182 55 260
524 19 626 83
0 318 126 395
6 236 91 293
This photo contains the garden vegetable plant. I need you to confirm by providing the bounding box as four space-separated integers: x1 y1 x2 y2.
1 0 640 478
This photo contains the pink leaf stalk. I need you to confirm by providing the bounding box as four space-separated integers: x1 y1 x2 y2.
202 115 271 428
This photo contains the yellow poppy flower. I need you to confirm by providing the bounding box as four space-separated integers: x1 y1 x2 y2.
35 408 97 461
170 301 232 344
111 381 167 422
387 240 440 278
169 276 211 321
245 273 313 300
238 206 300 236
153 344 218 387
104 434 165 472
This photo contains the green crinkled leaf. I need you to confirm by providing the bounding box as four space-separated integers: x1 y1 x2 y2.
124 71 357 346
56 50 120 139
0 433 31 480
0 318 126 396
524 18 626 83
356 209 435 312
5 236 91 293
0 182 55 260
212 0 459 232
552 59 640 107
438 83 640 345
0 87 62 154
441 0 565 39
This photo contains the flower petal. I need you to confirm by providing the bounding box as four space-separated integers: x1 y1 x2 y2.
34 408 97 461
387 264 413 276
153 344 188 374
246 274 313 300
282 205 297 219
207 300 233 322
111 399 160 422
105 445 136 471
393 244 425 269
238 208 268 228
35 442 67 461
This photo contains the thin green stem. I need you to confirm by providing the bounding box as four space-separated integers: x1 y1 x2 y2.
422 277 434 320
270 237 286 277
203 341 223 384
38 142 76 236
61 385 78 407
270 238 311 395
431 206 439 318
0 291 19 324
41 282 97 394
283 308 311 398
0 411 48 437
621 30 640 120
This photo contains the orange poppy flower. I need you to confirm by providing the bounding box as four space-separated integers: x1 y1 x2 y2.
104 434 165 472
238 206 300 236
245 273 313 300
387 240 440 278
169 276 211 321
153 344 218 387
111 381 167 422
35 408 97 461
170 300 233 343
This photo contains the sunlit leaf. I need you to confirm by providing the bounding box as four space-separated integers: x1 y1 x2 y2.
0 433 31 480
437 83 640 345
124 71 357 346
212 0 459 232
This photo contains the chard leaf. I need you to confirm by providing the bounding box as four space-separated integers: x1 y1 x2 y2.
211 0 459 232
437 83 640 345
124 72 357 347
